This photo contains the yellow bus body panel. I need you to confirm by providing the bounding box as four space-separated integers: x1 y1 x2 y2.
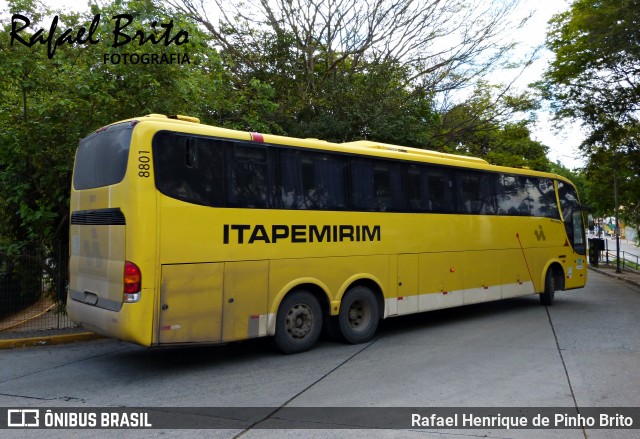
68 115 587 347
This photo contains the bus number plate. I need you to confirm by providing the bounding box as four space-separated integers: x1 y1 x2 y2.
138 150 151 177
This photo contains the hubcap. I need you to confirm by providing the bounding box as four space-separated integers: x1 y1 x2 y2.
348 299 371 331
285 303 313 339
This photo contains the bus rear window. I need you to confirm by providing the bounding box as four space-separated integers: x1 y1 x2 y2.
73 124 133 190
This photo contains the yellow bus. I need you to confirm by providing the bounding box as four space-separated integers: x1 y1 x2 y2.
68 114 587 354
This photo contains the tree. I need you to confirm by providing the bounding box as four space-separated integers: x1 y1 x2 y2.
272 59 440 146
170 0 529 89
540 0 640 229
167 0 533 141
0 0 273 303
435 81 549 170
581 145 640 233
542 0 640 140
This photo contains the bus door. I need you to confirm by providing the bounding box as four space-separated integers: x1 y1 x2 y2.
158 263 223 344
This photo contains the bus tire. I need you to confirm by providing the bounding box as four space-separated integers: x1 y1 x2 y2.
274 290 322 354
338 286 379 344
540 269 555 306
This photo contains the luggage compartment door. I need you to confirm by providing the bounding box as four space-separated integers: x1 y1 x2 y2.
158 263 223 344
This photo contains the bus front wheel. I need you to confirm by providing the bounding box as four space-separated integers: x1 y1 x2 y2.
338 286 380 344
540 269 556 306
274 290 322 354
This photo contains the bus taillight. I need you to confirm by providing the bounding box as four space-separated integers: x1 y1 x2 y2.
123 261 141 303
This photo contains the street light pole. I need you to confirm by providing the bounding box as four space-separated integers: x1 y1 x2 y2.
614 168 621 273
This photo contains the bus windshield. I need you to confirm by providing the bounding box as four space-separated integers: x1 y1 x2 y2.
558 180 586 254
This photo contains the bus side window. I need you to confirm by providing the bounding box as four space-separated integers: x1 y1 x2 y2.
280 150 347 210
427 168 453 213
193 138 225 207
456 170 496 215
154 133 225 207
496 174 532 216
408 165 430 212
227 144 271 208
496 175 560 218
352 160 404 212
279 150 304 209
351 160 374 210
528 177 560 219
374 163 404 211
312 155 347 209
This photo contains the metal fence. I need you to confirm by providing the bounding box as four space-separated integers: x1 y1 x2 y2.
602 250 640 271
0 241 74 334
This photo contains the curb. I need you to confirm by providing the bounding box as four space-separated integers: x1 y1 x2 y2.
0 332 103 349
588 266 640 289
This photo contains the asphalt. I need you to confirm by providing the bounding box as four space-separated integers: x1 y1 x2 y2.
0 264 638 350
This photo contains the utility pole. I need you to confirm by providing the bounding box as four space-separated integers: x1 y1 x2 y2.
614 167 621 273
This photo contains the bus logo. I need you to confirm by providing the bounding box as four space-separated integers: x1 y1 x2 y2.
223 224 381 244
534 226 546 241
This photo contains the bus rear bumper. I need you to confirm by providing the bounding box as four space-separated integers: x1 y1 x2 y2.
66 290 154 347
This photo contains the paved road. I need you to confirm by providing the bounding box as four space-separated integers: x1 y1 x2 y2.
0 269 638 438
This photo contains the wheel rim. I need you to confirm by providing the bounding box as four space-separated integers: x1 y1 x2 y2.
347 299 371 332
285 303 314 339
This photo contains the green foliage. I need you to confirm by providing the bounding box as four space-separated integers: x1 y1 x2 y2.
0 0 560 307
540 0 640 225
581 147 640 227
435 81 549 171
543 0 640 133
0 0 277 301
0 250 43 318
0 0 262 241
211 19 440 145
280 61 439 147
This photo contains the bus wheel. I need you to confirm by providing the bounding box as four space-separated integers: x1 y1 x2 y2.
338 286 379 344
540 269 555 306
274 290 322 354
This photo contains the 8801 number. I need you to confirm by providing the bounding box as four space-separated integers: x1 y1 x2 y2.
138 151 151 177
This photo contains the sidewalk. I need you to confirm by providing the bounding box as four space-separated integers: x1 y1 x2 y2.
0 304 101 349
0 327 101 349
588 263 640 289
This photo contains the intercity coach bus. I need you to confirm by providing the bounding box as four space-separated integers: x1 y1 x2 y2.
68 114 587 354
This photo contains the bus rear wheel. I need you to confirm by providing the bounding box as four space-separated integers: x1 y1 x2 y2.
338 286 379 344
540 269 556 306
274 290 322 354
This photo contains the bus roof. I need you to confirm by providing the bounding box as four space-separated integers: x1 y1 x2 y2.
114 114 575 186
342 140 489 165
